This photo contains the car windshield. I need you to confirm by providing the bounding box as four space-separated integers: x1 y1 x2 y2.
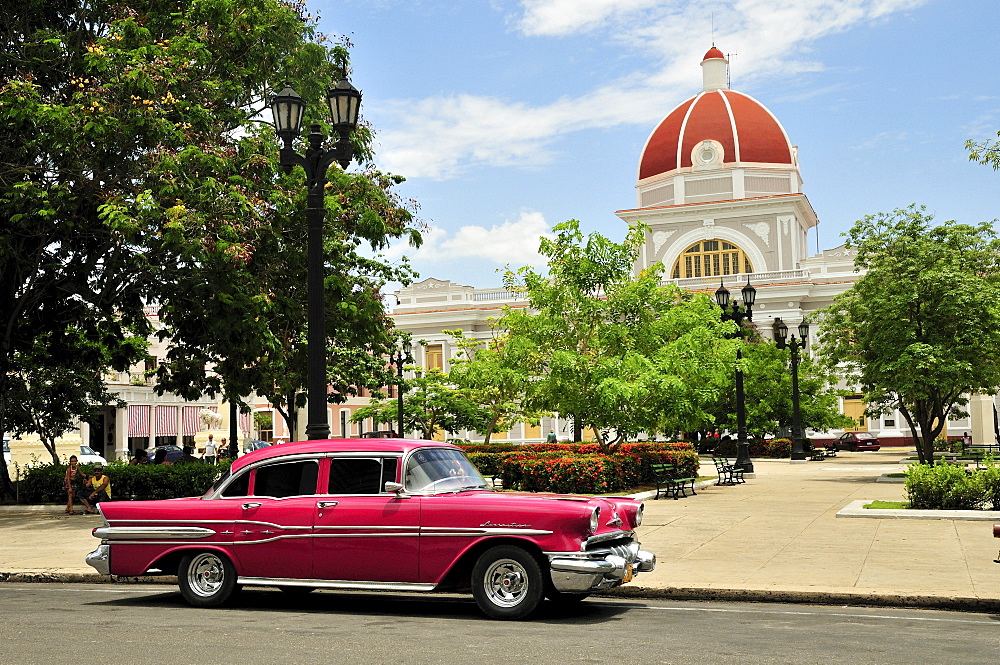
80 445 98 455
203 467 232 498
404 448 490 493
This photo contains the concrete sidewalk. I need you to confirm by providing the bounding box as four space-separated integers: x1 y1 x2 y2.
2 450 999 611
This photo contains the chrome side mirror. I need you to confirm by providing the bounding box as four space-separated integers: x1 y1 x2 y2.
384 481 404 495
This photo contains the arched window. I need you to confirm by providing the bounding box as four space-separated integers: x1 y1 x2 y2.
672 239 753 279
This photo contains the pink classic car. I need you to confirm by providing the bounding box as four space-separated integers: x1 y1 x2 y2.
86 439 654 619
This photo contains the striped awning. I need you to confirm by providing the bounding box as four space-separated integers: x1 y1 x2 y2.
156 406 178 436
182 406 200 436
239 410 252 435
128 405 151 437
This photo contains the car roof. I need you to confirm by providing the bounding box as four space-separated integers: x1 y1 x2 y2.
231 438 458 472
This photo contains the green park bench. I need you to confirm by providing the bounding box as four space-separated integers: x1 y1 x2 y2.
652 463 697 500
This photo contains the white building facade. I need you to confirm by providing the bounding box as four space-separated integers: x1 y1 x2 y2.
389 47 997 447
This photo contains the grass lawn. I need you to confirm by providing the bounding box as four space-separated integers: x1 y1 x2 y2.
864 500 909 510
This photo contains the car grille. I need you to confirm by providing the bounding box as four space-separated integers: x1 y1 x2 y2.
586 537 636 561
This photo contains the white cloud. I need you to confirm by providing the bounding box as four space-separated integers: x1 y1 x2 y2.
517 0 662 36
383 210 553 267
376 0 927 180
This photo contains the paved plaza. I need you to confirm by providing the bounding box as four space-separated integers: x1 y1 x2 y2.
2 449 999 611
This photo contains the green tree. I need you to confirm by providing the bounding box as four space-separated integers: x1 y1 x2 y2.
711 337 852 439
351 367 481 440
966 131 1000 170
499 220 736 452
445 329 546 445
818 205 1000 463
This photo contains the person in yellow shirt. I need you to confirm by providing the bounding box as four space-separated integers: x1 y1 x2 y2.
86 465 111 510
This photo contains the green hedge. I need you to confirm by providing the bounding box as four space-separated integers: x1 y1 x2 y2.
714 437 794 458
15 461 226 504
904 461 1000 511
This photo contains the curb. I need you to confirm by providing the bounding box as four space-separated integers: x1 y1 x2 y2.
3 572 997 613
599 585 1000 613
836 499 1000 520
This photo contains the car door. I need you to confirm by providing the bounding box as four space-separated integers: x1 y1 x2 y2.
311 455 421 584
232 458 320 580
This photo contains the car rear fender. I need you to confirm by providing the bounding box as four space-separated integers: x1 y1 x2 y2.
109 544 235 578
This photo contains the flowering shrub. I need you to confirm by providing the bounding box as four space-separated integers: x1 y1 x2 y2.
467 441 699 494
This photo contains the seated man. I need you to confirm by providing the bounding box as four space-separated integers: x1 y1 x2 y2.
86 465 111 506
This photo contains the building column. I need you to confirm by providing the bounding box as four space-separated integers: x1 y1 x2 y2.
970 393 995 446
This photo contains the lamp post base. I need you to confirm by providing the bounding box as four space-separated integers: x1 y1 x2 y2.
305 422 331 441
734 441 754 473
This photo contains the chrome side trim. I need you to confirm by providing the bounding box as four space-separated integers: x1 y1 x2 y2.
94 526 217 540
238 576 435 592
420 528 553 537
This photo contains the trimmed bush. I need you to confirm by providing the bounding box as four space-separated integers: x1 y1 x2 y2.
905 462 984 510
714 437 793 459
15 461 225 504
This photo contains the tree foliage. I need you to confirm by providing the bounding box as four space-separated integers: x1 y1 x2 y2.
966 130 1000 171
0 1 421 497
710 336 852 438
818 205 1000 463
350 366 481 441
498 220 737 452
445 329 546 445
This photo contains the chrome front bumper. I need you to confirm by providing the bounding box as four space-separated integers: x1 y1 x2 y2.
547 540 655 593
86 544 111 576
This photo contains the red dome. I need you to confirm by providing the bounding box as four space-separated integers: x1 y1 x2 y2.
638 90 793 181
703 46 725 60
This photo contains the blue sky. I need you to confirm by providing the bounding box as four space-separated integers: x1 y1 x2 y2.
312 0 999 288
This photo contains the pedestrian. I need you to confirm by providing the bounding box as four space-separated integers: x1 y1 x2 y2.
85 464 111 508
129 448 149 465
151 448 171 465
63 455 93 515
204 434 216 464
546 430 557 443
962 432 972 450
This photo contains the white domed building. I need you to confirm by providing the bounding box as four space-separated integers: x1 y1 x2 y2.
382 47 994 447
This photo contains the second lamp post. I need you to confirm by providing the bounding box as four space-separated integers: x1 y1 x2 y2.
269 80 362 441
714 278 756 473
773 318 810 461
389 341 411 438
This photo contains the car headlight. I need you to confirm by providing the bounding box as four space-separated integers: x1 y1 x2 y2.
634 503 643 527
588 507 600 535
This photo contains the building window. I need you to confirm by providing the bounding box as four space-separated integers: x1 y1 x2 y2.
425 344 444 371
672 239 753 279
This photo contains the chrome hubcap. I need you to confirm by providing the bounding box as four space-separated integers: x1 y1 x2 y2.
484 558 528 608
187 553 225 597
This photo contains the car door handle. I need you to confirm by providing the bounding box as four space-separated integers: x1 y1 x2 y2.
316 501 339 509
242 502 262 510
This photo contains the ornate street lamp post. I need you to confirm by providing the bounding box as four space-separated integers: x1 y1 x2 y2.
773 317 810 461
389 341 411 438
714 278 756 473
269 81 362 440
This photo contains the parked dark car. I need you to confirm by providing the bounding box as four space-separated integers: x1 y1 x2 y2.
833 432 881 452
146 444 184 463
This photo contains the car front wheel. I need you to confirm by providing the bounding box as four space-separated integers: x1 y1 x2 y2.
178 551 239 608
472 545 544 620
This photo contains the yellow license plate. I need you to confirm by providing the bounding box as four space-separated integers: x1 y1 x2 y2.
622 564 634 583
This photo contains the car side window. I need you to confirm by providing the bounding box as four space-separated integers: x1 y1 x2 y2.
328 457 399 494
221 470 250 498
252 460 319 498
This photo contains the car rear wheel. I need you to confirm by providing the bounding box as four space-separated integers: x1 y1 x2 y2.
472 545 544 620
178 551 239 608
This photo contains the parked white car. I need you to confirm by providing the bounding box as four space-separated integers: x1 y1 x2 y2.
2 439 9 466
77 445 107 465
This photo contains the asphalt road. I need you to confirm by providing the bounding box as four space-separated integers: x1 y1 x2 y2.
1 584 997 665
